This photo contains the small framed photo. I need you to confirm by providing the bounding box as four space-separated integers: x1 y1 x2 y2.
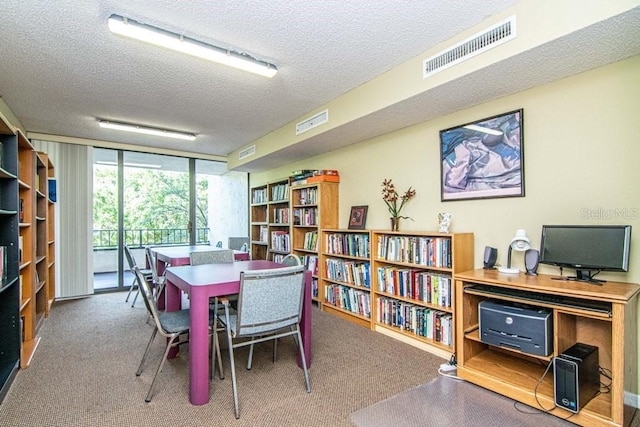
348 206 368 230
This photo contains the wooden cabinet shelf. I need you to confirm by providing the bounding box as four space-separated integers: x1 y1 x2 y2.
455 269 639 427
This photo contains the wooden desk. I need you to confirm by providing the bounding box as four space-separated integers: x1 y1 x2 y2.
455 269 639 427
165 260 313 406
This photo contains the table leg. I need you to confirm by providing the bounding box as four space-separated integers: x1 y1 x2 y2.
298 271 312 368
156 259 167 310
188 287 211 405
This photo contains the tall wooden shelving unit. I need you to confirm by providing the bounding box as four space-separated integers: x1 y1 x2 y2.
371 230 474 358
250 179 291 261
266 179 290 262
249 183 268 260
40 152 56 314
17 132 39 369
290 181 339 302
0 114 21 401
320 229 371 328
0 113 56 386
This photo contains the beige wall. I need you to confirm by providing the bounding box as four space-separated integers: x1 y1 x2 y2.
252 55 640 399
252 55 640 283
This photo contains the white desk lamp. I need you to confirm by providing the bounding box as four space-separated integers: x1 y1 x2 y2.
497 229 531 274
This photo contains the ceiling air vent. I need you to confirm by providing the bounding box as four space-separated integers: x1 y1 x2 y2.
296 109 328 135
423 15 516 78
238 145 256 160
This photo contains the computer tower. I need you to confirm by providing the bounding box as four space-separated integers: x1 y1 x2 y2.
553 343 599 413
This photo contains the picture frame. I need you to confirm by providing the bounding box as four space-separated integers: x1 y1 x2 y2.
348 205 368 230
440 109 524 201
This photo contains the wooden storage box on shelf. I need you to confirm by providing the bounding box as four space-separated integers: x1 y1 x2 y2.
290 182 338 304
371 230 474 359
320 229 372 329
455 269 639 427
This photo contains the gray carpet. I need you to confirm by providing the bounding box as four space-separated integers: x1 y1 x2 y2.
351 375 577 427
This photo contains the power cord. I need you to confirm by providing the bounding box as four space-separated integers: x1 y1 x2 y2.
438 353 462 380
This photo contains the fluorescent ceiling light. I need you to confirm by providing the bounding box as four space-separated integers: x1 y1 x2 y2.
463 124 503 136
98 120 196 141
96 161 161 169
108 14 278 78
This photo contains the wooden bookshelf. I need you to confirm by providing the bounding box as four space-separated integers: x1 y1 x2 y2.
249 183 268 260
320 229 371 328
267 179 290 262
290 181 338 303
455 269 639 427
371 230 474 359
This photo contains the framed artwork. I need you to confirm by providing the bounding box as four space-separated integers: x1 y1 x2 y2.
348 205 368 230
440 109 524 201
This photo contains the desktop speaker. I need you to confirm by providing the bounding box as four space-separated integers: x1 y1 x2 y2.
483 246 498 269
525 249 539 275
553 343 599 413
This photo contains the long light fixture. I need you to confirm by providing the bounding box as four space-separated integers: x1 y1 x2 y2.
98 120 196 141
108 14 278 78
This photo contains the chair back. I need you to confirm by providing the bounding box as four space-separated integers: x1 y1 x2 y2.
133 266 163 331
228 237 250 251
190 249 234 265
145 247 159 281
281 253 302 266
235 265 305 337
124 245 137 270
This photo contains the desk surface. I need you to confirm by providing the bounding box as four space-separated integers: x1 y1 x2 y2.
152 245 248 265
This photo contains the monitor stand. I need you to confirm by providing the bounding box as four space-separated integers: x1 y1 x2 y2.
551 269 604 285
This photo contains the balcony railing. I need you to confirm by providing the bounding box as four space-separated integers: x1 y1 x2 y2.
93 227 210 249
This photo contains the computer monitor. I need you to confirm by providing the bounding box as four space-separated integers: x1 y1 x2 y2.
539 225 631 284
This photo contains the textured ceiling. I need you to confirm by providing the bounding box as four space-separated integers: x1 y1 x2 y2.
0 1 639 172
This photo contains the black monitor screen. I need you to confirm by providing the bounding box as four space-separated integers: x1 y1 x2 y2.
539 225 631 276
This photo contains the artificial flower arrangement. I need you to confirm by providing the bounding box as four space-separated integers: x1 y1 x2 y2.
381 179 416 229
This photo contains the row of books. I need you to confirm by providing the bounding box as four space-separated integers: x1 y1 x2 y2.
376 235 452 268
376 267 452 308
324 232 370 258
258 225 268 243
294 187 318 205
302 230 318 251
325 284 371 318
271 183 289 201
251 187 268 204
376 297 452 345
270 231 290 252
293 207 317 226
325 258 370 288
303 254 319 275
271 207 289 224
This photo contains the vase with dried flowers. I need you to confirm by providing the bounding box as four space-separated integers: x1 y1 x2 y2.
381 179 416 231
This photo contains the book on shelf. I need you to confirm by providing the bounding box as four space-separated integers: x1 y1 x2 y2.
48 178 57 202
18 236 23 263
19 198 24 222
259 225 269 243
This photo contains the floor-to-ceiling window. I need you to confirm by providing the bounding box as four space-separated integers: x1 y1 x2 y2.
92 148 248 291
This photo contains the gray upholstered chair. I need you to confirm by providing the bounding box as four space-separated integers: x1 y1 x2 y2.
189 249 234 379
145 246 167 304
280 253 302 266
215 264 311 419
133 266 189 401
124 244 153 307
228 237 250 251
189 249 234 265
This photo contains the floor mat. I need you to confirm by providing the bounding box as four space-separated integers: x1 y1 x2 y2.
350 375 575 427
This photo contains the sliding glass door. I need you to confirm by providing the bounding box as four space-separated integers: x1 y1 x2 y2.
92 149 248 292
